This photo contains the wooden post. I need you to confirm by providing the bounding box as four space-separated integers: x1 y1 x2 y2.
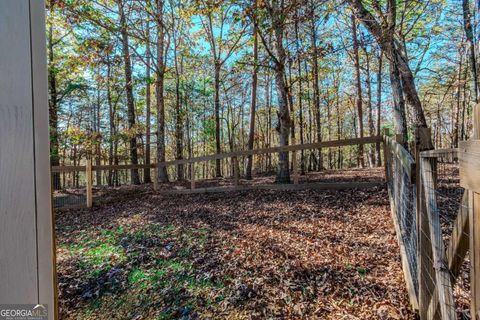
152 163 158 191
470 191 480 319
292 137 299 184
395 133 404 145
233 157 240 186
422 158 457 319
415 127 436 319
190 162 196 190
470 103 479 319
86 159 93 208
383 128 390 182
474 103 479 140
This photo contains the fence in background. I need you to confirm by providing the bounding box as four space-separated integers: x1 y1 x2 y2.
51 135 384 209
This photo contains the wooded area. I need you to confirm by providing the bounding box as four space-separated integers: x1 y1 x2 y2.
40 0 480 319
47 0 478 187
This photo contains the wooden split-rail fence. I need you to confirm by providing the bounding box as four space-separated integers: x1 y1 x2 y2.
51 135 384 206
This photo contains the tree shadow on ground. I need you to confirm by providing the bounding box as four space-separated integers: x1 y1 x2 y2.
56 187 414 319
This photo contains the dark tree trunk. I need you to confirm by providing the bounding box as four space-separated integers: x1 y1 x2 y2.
266 73 273 172
144 19 152 183
173 31 184 181
246 11 258 180
361 39 375 167
214 63 222 177
463 0 479 102
375 51 383 166
47 0 60 189
106 54 115 187
95 87 102 185
453 51 464 148
155 0 169 182
295 15 306 175
389 48 408 146
272 7 291 183
351 15 365 168
117 0 141 184
310 4 322 170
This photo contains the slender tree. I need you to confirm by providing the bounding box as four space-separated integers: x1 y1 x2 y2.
117 0 141 184
246 0 258 180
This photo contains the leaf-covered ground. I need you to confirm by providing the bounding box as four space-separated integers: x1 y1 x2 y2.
56 184 415 319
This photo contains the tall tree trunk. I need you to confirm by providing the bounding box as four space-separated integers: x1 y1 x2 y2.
461 55 468 141
271 4 291 183
107 54 115 186
453 50 464 148
287 59 296 144
351 15 365 167
375 51 383 166
463 0 479 102
174 37 184 181
95 87 102 185
214 62 222 177
155 0 169 182
361 40 375 167
117 0 141 184
348 0 432 149
336 80 343 168
310 3 322 170
144 19 152 183
47 0 60 189
295 15 306 175
246 7 258 180
266 72 273 171
389 49 408 146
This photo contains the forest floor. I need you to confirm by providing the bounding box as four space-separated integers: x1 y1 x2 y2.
56 171 416 319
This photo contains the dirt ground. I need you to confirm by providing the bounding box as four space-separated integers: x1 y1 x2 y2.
56 183 415 319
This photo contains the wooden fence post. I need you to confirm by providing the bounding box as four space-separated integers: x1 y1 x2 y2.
470 191 480 319
383 128 390 182
152 163 158 191
470 103 479 319
292 137 299 184
422 158 457 319
190 162 196 190
233 157 240 186
415 127 435 319
86 159 93 208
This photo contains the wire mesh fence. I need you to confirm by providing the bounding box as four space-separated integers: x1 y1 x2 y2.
385 137 419 306
420 150 471 318
52 170 87 209
50 136 385 205
92 167 146 187
386 136 473 319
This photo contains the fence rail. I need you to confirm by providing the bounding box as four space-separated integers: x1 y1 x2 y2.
51 136 381 173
